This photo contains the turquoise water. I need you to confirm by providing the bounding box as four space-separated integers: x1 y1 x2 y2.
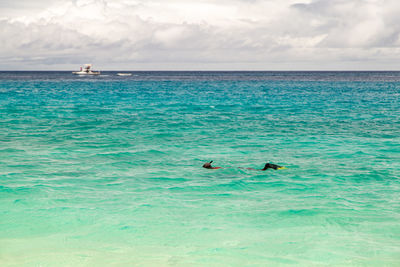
0 71 399 266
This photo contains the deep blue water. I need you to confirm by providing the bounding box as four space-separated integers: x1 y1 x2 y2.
0 71 399 266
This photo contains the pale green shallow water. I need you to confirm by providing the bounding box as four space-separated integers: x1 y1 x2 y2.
0 71 399 266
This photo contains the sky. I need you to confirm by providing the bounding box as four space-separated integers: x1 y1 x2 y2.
1 0 400 70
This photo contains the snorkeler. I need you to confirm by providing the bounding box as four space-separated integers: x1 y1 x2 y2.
261 163 284 170
202 161 222 169
202 161 285 170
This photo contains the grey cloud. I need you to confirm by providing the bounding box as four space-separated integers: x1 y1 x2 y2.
290 0 400 48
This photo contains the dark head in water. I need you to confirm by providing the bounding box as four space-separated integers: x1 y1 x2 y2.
262 163 282 170
203 161 222 169
203 161 213 168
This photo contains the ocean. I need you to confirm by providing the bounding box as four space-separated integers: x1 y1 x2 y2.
0 71 399 266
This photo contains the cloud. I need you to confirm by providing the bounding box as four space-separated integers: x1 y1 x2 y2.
290 0 398 48
1 0 400 70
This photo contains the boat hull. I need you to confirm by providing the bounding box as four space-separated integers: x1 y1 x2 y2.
72 71 101 75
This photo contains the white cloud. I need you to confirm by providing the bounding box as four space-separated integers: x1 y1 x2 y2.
1 0 400 70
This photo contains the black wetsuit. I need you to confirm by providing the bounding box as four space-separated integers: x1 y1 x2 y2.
262 163 282 170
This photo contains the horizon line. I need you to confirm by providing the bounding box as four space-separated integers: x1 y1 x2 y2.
1 70 400 72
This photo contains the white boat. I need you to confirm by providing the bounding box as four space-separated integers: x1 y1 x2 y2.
117 73 132 76
72 64 100 75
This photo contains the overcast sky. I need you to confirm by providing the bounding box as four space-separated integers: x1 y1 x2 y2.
1 0 400 70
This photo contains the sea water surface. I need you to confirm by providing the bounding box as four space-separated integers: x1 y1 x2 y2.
0 71 399 266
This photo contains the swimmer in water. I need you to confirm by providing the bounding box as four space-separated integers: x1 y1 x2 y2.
203 161 285 170
202 161 222 169
260 163 284 170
